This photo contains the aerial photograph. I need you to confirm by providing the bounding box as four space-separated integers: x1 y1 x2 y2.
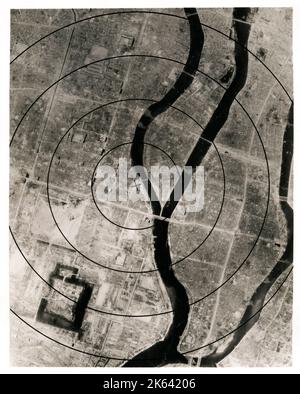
9 7 293 368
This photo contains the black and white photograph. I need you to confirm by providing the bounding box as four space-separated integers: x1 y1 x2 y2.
1 0 299 377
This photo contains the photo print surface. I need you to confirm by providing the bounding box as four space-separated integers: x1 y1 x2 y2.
10 7 293 367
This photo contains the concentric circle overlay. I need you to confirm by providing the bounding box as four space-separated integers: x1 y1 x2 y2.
46 97 225 274
10 267 293 362
9 10 292 360
11 52 270 316
10 10 293 104
90 141 181 231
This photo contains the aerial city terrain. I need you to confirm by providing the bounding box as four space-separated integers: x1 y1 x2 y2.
10 7 293 367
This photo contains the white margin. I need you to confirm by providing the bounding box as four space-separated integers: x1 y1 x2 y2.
0 0 299 375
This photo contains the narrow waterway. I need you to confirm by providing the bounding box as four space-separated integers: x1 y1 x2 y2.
124 8 251 367
200 106 293 367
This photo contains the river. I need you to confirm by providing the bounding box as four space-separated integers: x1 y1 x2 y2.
124 8 252 367
200 97 293 366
